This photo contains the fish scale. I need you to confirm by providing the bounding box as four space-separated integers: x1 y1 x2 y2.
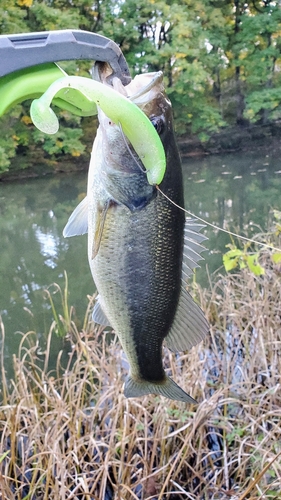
92 192 183 382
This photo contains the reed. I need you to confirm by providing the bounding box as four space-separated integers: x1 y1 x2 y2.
0 244 280 499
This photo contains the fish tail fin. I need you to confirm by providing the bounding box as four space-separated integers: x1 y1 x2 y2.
124 375 197 404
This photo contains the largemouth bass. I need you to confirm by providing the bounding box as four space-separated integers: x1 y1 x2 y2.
64 71 209 403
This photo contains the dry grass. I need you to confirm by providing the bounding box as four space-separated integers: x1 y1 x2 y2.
0 248 281 499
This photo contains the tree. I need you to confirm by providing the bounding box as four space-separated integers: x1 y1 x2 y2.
0 0 100 174
242 1 281 123
1 0 281 175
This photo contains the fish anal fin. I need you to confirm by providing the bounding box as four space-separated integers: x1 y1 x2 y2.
92 296 111 327
63 196 88 237
124 375 197 403
165 286 209 353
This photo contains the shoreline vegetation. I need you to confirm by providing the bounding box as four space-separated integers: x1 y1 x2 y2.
1 239 280 499
1 0 281 181
1 121 281 183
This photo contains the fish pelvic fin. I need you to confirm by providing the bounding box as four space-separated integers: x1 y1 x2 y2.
124 375 197 404
92 295 112 327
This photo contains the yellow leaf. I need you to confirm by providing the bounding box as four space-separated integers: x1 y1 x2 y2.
175 52 187 59
245 109 255 120
17 0 33 6
21 115 33 125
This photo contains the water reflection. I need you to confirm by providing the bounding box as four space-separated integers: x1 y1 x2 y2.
0 174 91 375
34 217 68 269
0 150 280 374
183 151 281 284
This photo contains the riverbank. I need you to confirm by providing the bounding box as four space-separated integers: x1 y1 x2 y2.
1 241 280 499
178 121 281 157
1 121 281 182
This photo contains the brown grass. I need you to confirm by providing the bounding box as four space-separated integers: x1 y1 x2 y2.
0 247 281 499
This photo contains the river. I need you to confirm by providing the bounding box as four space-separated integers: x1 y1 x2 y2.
0 149 280 376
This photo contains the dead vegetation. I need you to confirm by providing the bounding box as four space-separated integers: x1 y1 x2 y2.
0 247 281 499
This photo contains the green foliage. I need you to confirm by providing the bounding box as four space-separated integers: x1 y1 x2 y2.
0 142 16 173
245 87 281 122
0 112 20 173
28 1 83 31
223 209 281 275
1 0 281 173
0 0 28 33
33 123 85 157
272 209 281 236
44 272 73 338
272 252 281 264
223 243 265 276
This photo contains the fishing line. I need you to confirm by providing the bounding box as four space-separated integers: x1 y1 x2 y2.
118 122 146 173
156 185 281 252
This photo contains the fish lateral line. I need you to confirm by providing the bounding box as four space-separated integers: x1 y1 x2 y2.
156 185 281 252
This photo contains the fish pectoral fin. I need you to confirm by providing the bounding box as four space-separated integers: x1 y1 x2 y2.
182 218 208 278
92 295 112 327
165 286 209 353
124 375 197 403
92 200 111 259
63 196 88 237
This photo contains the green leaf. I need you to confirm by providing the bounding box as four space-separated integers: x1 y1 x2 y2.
223 248 245 272
0 450 10 463
224 249 243 259
273 210 281 221
246 254 265 276
272 253 281 264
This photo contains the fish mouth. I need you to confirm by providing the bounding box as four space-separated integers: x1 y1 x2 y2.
94 61 164 108
96 66 169 142
126 72 164 102
93 63 168 184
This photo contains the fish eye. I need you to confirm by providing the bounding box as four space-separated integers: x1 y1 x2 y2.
151 116 164 135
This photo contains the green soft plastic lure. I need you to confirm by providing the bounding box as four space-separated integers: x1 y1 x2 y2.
0 63 97 117
30 76 166 185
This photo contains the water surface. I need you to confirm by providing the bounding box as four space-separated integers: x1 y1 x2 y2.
0 150 280 375
183 151 281 284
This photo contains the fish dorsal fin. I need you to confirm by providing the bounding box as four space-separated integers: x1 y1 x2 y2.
92 295 112 326
165 218 209 352
63 196 88 237
182 219 208 278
